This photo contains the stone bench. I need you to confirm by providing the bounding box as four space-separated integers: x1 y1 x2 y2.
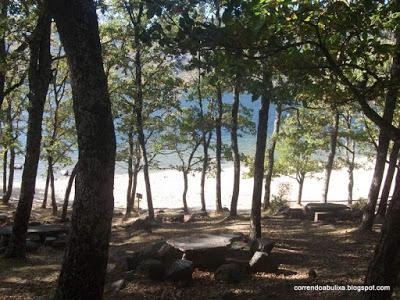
0 224 69 245
314 211 335 222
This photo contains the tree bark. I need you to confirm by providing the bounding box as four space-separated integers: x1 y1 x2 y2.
2 97 15 204
49 161 57 216
61 163 77 222
2 149 7 196
126 130 134 217
5 5 52 258
263 103 282 209
182 170 188 213
131 3 154 221
322 108 340 203
50 1 116 299
0 0 7 108
229 80 240 217
297 172 305 205
3 146 14 204
250 72 271 240
42 163 51 209
215 85 223 212
363 174 400 300
377 142 400 217
359 17 400 230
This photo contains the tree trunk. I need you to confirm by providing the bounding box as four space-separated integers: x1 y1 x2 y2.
200 131 212 212
263 103 282 210
2 97 15 204
297 173 305 205
363 175 400 300
2 149 7 196
250 72 271 240
345 114 356 205
132 4 154 221
5 6 52 258
347 156 355 205
42 163 51 209
182 170 188 213
229 80 240 217
49 161 57 216
377 142 400 217
3 146 14 204
360 25 399 231
50 1 116 299
130 167 139 211
61 163 77 222
0 0 6 108
215 85 223 212
125 131 134 217
322 109 340 203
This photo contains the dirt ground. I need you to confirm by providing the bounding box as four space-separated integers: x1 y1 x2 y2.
0 202 394 300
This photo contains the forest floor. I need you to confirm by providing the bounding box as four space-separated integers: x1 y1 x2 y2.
0 202 393 300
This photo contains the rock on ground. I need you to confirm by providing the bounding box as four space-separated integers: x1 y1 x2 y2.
136 259 165 281
215 263 246 283
249 251 279 273
165 259 194 282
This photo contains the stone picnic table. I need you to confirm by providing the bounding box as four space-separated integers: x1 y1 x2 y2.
0 224 70 244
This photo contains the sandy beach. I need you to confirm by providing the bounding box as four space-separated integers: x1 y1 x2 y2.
2 157 379 211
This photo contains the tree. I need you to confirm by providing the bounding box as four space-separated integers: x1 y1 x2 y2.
275 107 322 205
161 107 203 212
49 0 116 298
5 3 52 258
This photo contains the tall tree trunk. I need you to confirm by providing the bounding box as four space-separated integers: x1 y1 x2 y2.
49 160 57 216
0 0 7 109
42 163 51 209
297 172 305 205
2 149 7 195
215 85 223 212
50 1 116 299
3 146 14 204
360 31 399 231
5 6 52 258
344 114 356 205
377 142 400 217
363 174 400 300
61 163 77 222
250 72 271 240
132 3 154 221
126 131 134 217
322 108 340 203
229 80 240 217
263 103 282 210
130 167 139 211
2 97 15 204
182 170 188 213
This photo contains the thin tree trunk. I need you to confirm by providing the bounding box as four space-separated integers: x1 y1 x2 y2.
347 154 355 205
263 103 282 210
131 3 154 221
182 170 188 213
322 109 340 203
5 6 52 258
2 149 7 196
345 114 356 205
49 161 57 216
50 1 116 298
250 72 271 240
0 0 7 109
61 163 77 222
297 173 305 205
42 163 50 209
377 142 400 217
215 85 223 212
126 131 134 217
130 167 139 211
3 146 14 204
2 97 15 204
230 80 240 217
